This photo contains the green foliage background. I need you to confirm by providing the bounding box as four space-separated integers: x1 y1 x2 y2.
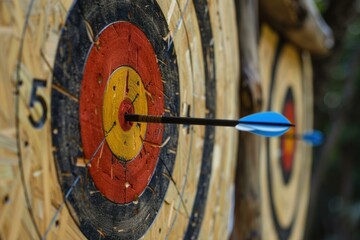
308 0 360 239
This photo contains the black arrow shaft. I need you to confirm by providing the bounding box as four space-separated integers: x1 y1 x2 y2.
125 114 295 127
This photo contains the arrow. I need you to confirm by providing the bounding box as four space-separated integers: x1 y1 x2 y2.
283 130 324 146
301 130 323 146
125 111 294 137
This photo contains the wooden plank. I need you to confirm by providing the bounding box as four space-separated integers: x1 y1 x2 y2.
259 0 334 55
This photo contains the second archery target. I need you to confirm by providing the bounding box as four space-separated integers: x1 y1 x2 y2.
259 25 313 240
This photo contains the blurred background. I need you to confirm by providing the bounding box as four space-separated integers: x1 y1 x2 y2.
308 0 360 239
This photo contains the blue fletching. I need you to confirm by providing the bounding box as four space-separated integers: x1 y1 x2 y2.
302 130 324 146
239 111 291 125
236 111 292 137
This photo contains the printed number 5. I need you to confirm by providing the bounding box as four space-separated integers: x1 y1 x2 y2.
28 79 47 128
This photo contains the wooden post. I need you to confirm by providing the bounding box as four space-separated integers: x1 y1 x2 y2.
231 0 263 239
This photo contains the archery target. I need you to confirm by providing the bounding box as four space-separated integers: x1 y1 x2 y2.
259 24 313 240
7 0 239 239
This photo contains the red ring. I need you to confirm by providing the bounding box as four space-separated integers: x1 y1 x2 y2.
79 22 164 203
281 98 296 174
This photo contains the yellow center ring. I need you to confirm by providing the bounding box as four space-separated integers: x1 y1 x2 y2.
103 66 147 161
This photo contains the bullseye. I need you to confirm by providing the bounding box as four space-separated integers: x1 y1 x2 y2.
119 98 134 131
103 66 147 161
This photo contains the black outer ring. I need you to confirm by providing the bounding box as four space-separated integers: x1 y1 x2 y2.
185 1 216 239
51 1 179 239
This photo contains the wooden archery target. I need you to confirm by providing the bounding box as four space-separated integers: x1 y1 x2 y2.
0 0 239 239
259 25 313 240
